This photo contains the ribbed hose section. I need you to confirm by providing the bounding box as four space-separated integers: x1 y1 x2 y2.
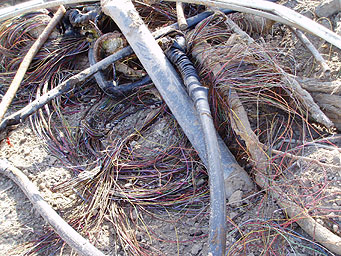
166 45 226 256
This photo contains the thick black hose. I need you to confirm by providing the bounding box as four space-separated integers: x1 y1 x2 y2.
166 43 226 256
88 47 151 98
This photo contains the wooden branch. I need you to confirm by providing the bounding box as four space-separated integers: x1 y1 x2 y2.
176 1 188 30
311 92 341 130
271 149 341 170
0 159 105 256
292 28 331 75
0 6 66 123
166 0 341 50
289 77 341 130
256 169 341 255
294 77 341 95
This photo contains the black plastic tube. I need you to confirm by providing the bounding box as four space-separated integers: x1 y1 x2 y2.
166 43 226 256
88 47 151 98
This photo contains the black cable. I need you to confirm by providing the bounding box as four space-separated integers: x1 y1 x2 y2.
88 47 151 98
166 39 226 256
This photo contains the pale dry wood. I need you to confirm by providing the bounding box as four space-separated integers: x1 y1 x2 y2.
310 92 341 130
292 28 331 74
0 6 66 123
292 77 341 130
295 77 341 95
256 170 341 255
0 159 105 256
176 1 188 30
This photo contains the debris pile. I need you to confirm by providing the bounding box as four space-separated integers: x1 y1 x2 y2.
0 0 340 255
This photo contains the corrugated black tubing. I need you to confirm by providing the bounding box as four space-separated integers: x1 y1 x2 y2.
166 40 226 256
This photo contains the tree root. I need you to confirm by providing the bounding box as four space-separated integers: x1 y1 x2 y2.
293 77 341 130
0 159 105 256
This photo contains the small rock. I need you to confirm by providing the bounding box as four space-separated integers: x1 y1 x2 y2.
332 151 341 165
38 183 46 191
333 224 339 233
315 0 341 18
191 243 202 255
19 138 27 145
228 190 243 207
24 128 32 135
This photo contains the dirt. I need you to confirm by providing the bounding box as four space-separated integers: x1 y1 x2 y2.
0 0 341 256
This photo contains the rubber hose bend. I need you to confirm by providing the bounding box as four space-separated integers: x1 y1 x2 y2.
88 47 151 98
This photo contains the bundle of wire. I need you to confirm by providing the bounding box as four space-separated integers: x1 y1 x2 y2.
1 4 339 256
0 11 89 106
7 6 211 255
29 78 211 255
185 12 339 255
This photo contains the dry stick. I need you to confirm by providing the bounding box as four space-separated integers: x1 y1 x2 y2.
176 1 188 30
271 149 341 170
0 6 66 123
259 175 341 255
224 16 334 128
167 0 341 50
0 47 134 133
0 159 105 256
292 28 331 75
294 77 341 95
190 18 341 255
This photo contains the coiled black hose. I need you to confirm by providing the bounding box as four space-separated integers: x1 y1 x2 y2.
68 8 99 26
88 47 151 98
166 39 226 256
